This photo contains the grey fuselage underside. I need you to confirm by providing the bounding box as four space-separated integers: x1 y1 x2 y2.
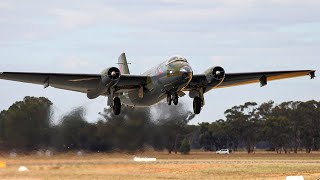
120 61 192 107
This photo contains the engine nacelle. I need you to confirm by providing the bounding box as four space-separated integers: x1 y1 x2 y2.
87 67 121 99
101 67 121 83
204 66 225 84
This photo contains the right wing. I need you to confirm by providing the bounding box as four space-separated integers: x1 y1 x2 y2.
0 72 148 95
0 72 101 93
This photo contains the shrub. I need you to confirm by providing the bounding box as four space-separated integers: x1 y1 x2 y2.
180 138 191 155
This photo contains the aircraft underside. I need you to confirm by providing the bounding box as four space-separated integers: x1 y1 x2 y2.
0 53 316 116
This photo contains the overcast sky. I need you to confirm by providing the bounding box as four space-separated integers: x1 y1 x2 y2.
0 0 319 124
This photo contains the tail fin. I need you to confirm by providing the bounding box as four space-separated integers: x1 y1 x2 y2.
118 53 130 74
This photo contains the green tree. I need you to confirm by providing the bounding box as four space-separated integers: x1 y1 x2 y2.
225 102 259 153
0 110 5 148
256 101 274 121
98 106 153 152
297 101 320 153
264 116 291 153
53 107 91 150
199 122 214 151
89 120 113 152
1 97 53 151
180 138 191 155
286 101 302 153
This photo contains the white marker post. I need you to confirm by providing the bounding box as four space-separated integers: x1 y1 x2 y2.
286 176 304 180
134 157 157 162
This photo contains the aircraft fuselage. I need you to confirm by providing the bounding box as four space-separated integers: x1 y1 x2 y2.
120 58 193 106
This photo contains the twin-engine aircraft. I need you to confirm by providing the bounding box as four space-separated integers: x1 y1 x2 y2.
0 53 316 115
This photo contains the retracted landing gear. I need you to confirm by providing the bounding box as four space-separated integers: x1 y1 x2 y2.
193 97 202 114
112 97 121 115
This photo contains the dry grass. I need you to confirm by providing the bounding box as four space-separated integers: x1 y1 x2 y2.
0 151 320 180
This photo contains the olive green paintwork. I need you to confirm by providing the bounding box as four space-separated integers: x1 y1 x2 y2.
120 56 193 106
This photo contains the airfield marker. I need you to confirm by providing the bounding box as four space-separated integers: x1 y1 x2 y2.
0 161 6 168
18 166 29 172
286 176 304 180
134 157 157 162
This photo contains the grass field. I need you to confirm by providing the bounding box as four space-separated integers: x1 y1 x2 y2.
1 151 320 180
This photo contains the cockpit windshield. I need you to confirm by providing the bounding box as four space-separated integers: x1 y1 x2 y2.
167 56 188 64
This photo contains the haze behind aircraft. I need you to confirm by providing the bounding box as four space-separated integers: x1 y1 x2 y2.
0 53 316 115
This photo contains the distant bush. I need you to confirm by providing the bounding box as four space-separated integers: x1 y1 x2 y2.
180 138 190 155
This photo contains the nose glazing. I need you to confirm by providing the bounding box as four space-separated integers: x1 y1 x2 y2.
181 72 188 79
180 66 193 80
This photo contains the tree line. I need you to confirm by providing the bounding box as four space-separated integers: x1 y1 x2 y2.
200 101 320 153
0 97 319 154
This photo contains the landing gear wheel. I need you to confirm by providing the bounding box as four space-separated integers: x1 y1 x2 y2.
173 94 179 106
167 94 172 106
112 97 121 115
193 97 202 114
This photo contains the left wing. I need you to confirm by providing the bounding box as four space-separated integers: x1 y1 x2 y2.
219 70 315 89
0 72 148 95
186 70 315 93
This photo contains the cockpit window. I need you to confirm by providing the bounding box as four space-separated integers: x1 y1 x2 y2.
167 56 188 64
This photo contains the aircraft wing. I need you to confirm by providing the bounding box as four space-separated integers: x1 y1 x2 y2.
218 70 315 88
187 70 315 92
0 72 148 95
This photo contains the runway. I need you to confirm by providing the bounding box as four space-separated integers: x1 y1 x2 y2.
5 159 320 167
1 152 320 179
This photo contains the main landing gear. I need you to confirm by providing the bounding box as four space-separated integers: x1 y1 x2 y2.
193 97 202 114
173 94 179 105
167 94 172 105
167 93 202 114
112 97 121 115
167 94 179 106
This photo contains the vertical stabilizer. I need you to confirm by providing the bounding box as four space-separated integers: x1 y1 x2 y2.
118 53 130 74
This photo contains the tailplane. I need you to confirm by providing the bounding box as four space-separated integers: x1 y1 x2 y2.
118 53 130 74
